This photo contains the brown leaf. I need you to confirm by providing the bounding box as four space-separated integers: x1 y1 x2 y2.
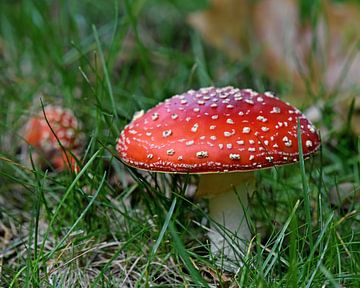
253 0 318 101
322 1 360 95
188 0 252 59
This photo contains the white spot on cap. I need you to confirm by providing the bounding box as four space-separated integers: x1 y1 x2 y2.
210 136 217 140
229 154 240 160
226 118 234 124
167 149 175 156
196 151 208 159
191 123 199 133
242 127 251 134
265 156 273 162
284 139 292 147
257 115 268 122
186 140 194 146
162 129 172 138
224 130 235 137
307 124 316 133
226 104 234 109
171 114 178 120
132 110 144 121
261 127 270 132
210 103 218 108
152 113 159 121
211 115 219 120
210 125 216 130
147 154 153 159
249 155 255 160
226 144 232 149
237 140 244 145
306 140 313 147
270 107 281 114
264 91 275 97
66 129 75 138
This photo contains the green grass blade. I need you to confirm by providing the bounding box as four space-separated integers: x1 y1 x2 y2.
306 236 330 288
297 119 314 249
48 172 106 258
168 221 209 287
143 197 177 285
92 25 119 133
262 200 300 277
39 149 102 261
302 213 334 284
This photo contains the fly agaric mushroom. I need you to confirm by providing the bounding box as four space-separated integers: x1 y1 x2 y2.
23 105 83 172
116 86 320 269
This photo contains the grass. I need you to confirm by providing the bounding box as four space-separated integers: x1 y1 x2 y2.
1 0 360 287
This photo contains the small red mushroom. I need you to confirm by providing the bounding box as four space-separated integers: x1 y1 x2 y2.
116 86 320 269
23 105 83 172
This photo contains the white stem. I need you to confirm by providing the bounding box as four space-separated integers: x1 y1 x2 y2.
197 172 255 271
209 187 250 270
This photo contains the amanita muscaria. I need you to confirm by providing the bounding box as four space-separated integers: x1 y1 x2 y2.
23 105 83 172
116 86 320 269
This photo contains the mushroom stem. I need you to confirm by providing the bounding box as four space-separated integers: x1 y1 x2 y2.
197 172 255 270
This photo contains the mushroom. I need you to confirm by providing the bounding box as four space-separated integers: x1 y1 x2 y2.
116 86 320 269
23 105 84 172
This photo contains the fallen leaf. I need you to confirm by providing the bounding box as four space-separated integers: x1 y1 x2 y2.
188 0 252 59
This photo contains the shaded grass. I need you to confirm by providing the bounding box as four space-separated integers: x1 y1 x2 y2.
1 0 360 287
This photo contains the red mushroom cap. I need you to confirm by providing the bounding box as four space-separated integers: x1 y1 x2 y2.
24 105 84 171
116 87 320 173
